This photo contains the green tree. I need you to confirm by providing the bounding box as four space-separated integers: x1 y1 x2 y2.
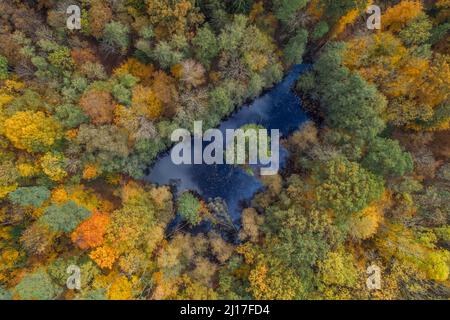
152 41 183 70
363 138 414 177
0 55 8 80
8 186 51 208
39 201 91 233
102 21 130 55
0 286 12 300
177 192 202 225
399 14 432 46
322 0 368 23
311 21 329 40
192 24 220 68
273 0 308 25
54 104 89 129
297 43 386 141
313 157 384 217
283 29 308 66
14 269 62 300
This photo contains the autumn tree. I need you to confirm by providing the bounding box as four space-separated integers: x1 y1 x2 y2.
178 59 206 88
382 1 423 33
88 0 112 38
347 202 384 240
20 223 56 257
89 245 117 270
71 211 110 249
147 0 204 39
39 152 68 182
376 223 449 282
4 111 61 153
131 85 163 120
79 90 115 125
313 157 385 217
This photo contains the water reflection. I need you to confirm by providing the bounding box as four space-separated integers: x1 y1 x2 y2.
146 64 309 228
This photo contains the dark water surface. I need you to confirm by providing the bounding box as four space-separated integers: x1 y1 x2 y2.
145 64 309 227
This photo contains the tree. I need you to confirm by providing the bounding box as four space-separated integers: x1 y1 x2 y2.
75 124 130 172
8 186 50 208
239 208 264 242
88 0 112 38
114 58 154 84
347 202 384 240
102 183 173 272
89 245 117 269
20 223 56 256
376 223 449 282
177 192 202 225
179 59 206 88
39 152 68 182
14 269 61 300
151 71 179 112
0 286 12 300
54 104 88 129
4 111 61 153
273 0 308 25
283 29 308 66
297 43 386 141
0 55 8 80
152 41 184 70
399 14 432 46
382 1 423 33
321 0 368 23
71 211 110 249
147 0 204 39
48 47 74 71
39 201 91 233
313 157 385 217
362 138 414 177
311 21 329 40
318 249 358 287
79 90 115 125
131 85 163 120
192 24 220 68
209 85 233 120
246 255 304 300
47 257 100 289
102 21 130 55
107 275 133 300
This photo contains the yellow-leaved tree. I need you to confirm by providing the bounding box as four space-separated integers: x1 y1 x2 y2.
382 1 423 32
131 85 163 120
4 111 61 153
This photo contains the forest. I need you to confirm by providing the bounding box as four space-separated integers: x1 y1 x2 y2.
0 0 448 300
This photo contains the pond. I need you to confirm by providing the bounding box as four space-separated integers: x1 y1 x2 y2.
145 64 309 232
